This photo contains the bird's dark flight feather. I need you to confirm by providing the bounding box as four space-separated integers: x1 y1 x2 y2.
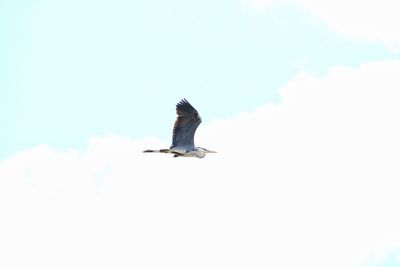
171 98 202 149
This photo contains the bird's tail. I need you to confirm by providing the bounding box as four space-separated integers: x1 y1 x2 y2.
143 149 171 153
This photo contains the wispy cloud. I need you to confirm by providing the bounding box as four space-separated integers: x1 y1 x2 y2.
243 0 400 50
1 60 400 266
296 0 400 50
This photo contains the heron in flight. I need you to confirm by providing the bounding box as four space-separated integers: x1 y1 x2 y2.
143 98 216 158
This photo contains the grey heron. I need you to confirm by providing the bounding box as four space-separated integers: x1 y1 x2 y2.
143 99 217 158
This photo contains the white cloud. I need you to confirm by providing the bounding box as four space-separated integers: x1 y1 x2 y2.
243 0 400 50
296 0 400 50
1 60 400 266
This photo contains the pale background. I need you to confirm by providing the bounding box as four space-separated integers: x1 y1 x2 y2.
1 0 400 266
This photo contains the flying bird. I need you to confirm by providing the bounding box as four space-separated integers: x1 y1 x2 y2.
143 98 216 158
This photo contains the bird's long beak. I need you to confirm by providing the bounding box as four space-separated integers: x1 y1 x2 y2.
206 150 217 153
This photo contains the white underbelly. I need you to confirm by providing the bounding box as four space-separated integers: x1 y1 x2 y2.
171 147 205 158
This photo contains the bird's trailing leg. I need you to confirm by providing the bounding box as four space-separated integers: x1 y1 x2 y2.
143 149 170 153
143 149 184 157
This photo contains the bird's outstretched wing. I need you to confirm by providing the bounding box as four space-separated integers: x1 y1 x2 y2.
171 99 202 149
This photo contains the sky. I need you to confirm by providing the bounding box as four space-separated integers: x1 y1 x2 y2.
1 0 400 266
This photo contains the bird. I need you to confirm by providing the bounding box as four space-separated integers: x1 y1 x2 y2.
143 98 217 158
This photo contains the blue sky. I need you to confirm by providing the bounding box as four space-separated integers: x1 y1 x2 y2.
1 0 396 158
1 1 400 266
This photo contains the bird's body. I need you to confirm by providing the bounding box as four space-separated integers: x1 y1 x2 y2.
143 99 216 158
